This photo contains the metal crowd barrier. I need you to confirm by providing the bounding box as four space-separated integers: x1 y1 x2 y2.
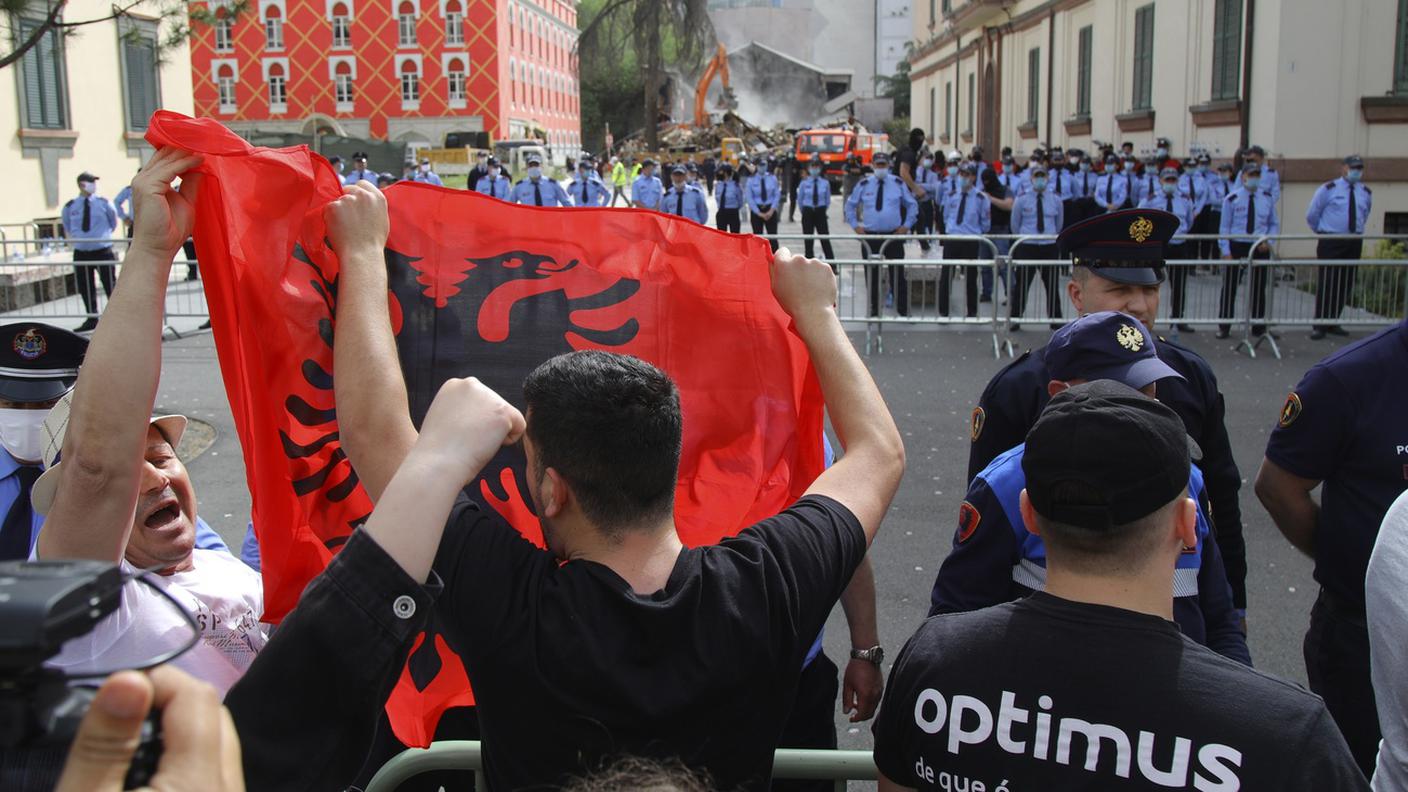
764 233 1005 357
0 236 207 337
364 742 878 792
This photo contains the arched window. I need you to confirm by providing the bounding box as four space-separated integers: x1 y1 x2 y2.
264 5 284 50
400 57 421 104
216 63 237 112
332 2 351 48
267 61 287 108
446 57 466 101
334 59 354 107
445 0 463 45
214 10 234 52
397 0 417 47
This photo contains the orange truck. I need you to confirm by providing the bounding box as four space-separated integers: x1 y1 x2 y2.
794 128 890 181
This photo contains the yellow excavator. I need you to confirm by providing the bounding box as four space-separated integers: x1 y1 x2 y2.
694 43 739 128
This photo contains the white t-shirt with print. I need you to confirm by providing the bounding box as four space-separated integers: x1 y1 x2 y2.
46 548 266 696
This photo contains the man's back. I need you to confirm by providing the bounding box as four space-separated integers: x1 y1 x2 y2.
434 494 866 791
874 593 1365 790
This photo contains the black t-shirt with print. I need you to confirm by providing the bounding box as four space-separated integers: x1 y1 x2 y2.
873 593 1366 791
432 494 867 791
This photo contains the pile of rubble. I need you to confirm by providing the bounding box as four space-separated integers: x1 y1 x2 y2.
618 111 794 156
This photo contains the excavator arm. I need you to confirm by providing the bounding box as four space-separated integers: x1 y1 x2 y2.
694 43 738 127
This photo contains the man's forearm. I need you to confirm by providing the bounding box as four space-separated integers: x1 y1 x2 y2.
361 446 466 582
1255 461 1318 557
333 243 416 502
795 309 901 464
840 554 879 648
40 247 171 560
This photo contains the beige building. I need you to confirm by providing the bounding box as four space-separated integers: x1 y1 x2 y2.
3 0 195 230
908 0 1408 240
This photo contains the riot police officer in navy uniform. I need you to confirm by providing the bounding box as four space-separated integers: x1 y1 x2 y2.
967 208 1250 622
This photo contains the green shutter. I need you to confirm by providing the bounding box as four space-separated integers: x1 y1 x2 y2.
1133 5 1154 110
1077 26 1092 115
1028 48 1040 124
20 20 67 129
1395 0 1408 93
123 33 159 130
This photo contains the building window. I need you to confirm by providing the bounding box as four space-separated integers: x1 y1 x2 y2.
217 64 237 113
332 3 352 48
1076 25 1092 116
334 61 354 109
1385 211 1408 236
944 81 952 139
398 1 417 47
1211 0 1242 100
1026 47 1040 125
445 0 464 45
214 14 234 51
400 59 420 106
1132 4 1155 110
928 0 934 25
264 6 284 50
966 72 975 134
18 17 68 129
1397 0 1408 94
267 62 287 111
120 21 161 131
446 57 466 103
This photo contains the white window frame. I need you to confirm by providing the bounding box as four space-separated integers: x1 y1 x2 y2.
443 54 467 108
214 15 234 52
260 0 287 51
262 57 289 113
445 8 464 46
329 56 357 112
332 12 352 49
211 58 239 114
324 0 354 20
395 53 422 110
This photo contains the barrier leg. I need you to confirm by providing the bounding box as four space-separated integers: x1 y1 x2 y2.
1235 254 1258 358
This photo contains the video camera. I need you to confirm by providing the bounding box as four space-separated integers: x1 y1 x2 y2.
0 558 196 786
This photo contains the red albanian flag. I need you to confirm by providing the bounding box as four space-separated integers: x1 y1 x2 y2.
145 111 825 746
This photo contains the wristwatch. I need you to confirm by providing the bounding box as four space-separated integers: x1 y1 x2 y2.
850 645 884 665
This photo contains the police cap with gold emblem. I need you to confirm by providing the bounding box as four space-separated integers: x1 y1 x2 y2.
1045 311 1184 391
1056 208 1180 286
0 322 89 404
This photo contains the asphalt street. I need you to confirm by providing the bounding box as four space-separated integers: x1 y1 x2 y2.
148 197 1373 768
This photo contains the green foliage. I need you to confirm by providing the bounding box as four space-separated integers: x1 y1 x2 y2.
882 116 911 144
874 42 913 117
1351 240 1408 319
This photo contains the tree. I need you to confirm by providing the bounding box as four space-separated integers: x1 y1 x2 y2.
1 0 247 71
578 0 713 151
874 41 914 118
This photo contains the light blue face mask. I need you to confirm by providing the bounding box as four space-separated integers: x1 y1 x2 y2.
1244 177 1261 190
947 166 959 177
1198 164 1210 173
1346 168 1363 183
527 167 542 179
1161 182 1177 195
1079 162 1092 172
1031 177 1048 191
809 166 821 176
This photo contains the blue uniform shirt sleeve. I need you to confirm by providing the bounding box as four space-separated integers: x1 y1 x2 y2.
844 180 863 227
1218 194 1236 256
1264 362 1350 482
1306 183 1330 231
900 183 919 229
1267 194 1280 237
193 516 231 553
928 475 1019 616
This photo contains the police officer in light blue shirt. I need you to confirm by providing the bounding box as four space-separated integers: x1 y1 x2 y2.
61 171 119 333
1243 144 1281 205
796 160 835 260
1094 154 1131 213
660 165 708 225
568 158 610 207
1008 164 1064 328
845 151 919 317
747 157 782 251
0 323 86 561
631 159 664 211
1307 154 1373 339
475 157 512 200
1142 167 1198 330
1217 162 1280 338
912 152 942 254
344 152 376 185
939 162 990 319
113 178 136 238
1046 149 1074 202
512 154 570 207
714 164 743 233
410 157 444 186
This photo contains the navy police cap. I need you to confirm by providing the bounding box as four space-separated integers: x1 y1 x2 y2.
1056 208 1180 286
0 323 88 404
1046 311 1184 392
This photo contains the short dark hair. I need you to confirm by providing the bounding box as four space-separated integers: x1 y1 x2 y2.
523 351 682 532
1033 479 1178 573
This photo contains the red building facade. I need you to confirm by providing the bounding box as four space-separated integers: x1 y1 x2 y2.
189 0 580 149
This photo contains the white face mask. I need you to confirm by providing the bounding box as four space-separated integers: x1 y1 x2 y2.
873 167 889 179
527 167 542 179
0 407 47 463
80 181 96 195
419 163 431 173
489 167 501 178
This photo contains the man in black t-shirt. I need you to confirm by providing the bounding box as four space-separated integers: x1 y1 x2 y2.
874 381 1365 791
327 183 906 792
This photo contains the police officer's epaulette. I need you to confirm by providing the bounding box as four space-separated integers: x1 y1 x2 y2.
1364 185 1372 194
1225 193 1239 202
1323 182 1335 190
63 198 76 209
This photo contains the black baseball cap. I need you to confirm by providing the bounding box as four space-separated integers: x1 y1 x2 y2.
0 323 88 403
1056 208 1180 285
873 152 891 166
1023 380 1194 530
1344 154 1364 168
76 172 99 183
1045 312 1183 390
